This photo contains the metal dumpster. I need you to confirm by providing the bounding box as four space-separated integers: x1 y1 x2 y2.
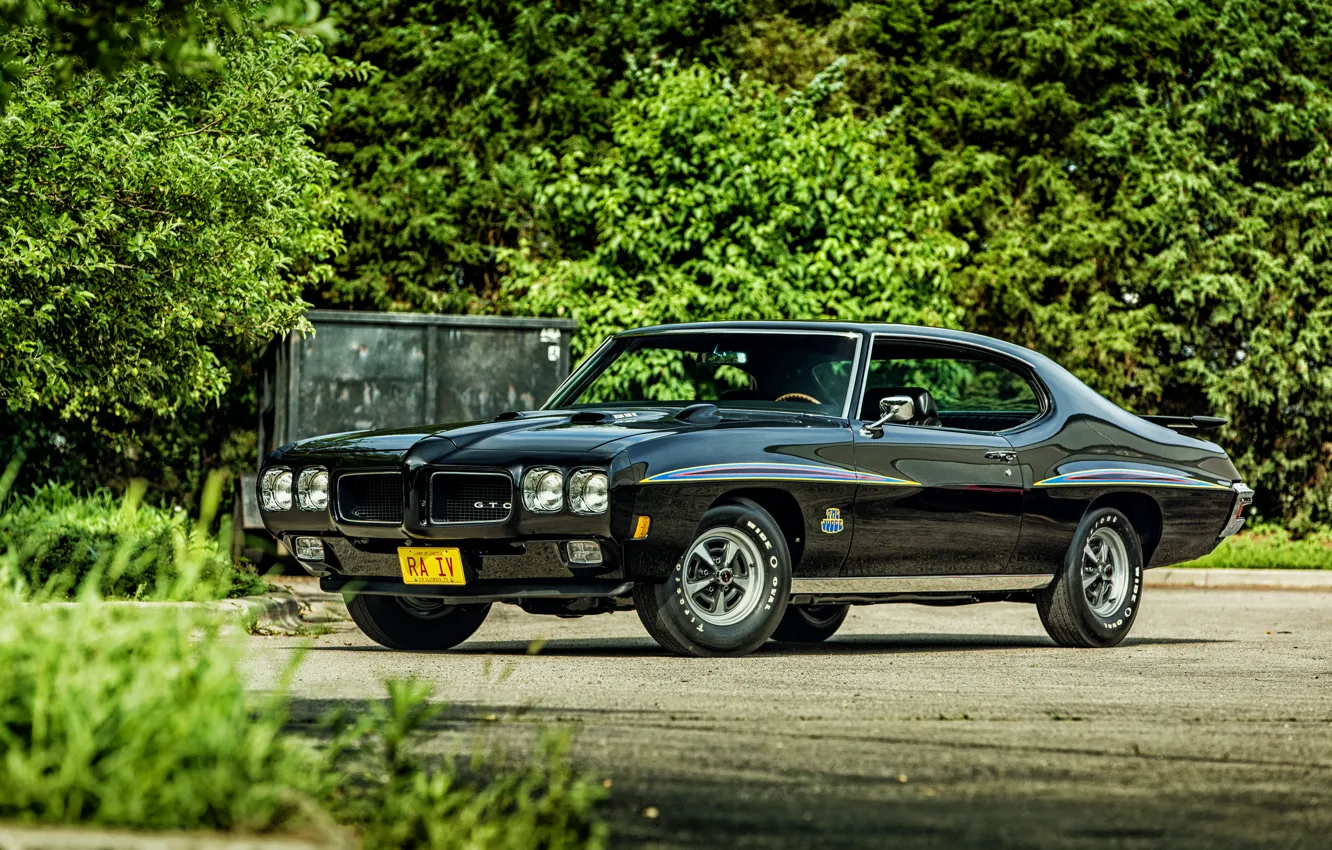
239 310 577 532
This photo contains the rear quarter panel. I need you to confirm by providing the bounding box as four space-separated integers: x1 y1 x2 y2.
1009 414 1238 571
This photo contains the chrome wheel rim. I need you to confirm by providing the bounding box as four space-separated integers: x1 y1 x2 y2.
1082 527 1130 618
682 528 766 627
397 596 452 620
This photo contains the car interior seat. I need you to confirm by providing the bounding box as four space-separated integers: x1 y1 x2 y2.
859 386 943 427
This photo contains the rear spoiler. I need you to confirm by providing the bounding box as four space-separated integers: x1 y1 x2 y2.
1140 415 1228 432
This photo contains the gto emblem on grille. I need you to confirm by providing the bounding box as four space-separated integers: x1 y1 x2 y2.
475 501 513 510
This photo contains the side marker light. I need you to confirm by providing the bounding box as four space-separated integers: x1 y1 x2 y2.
632 515 651 539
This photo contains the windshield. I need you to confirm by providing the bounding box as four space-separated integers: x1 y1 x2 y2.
548 331 859 417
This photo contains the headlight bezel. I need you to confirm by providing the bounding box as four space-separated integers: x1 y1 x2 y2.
568 469 610 515
261 466 293 511
522 467 565 513
297 466 330 511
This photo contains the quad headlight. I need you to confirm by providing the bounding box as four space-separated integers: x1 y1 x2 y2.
522 468 564 512
260 467 293 511
568 470 609 515
297 466 329 511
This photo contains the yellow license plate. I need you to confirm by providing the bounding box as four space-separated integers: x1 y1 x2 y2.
398 547 466 585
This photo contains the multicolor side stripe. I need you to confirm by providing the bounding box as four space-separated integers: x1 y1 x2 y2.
640 462 918 486
1034 469 1228 490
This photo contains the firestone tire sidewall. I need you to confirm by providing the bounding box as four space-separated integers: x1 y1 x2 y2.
1063 509 1144 643
646 502 792 656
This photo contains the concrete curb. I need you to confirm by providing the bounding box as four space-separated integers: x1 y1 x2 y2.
1146 567 1332 591
0 824 354 850
43 593 306 631
210 593 306 631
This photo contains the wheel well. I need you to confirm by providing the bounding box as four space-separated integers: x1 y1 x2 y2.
711 488 806 568
1088 492 1163 564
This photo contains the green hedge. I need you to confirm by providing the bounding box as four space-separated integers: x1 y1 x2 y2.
1179 524 1332 570
0 475 265 601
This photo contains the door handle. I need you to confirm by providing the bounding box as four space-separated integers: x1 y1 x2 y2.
984 450 1018 464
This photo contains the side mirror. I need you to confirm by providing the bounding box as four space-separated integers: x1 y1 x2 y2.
859 395 914 437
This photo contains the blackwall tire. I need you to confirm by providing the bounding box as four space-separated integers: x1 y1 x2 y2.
771 604 849 643
634 499 791 657
1036 507 1144 648
345 593 491 650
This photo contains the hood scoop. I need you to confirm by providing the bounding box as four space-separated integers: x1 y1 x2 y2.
675 403 721 425
569 410 620 425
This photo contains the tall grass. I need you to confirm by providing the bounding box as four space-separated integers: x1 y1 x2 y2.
0 597 609 846
0 601 318 832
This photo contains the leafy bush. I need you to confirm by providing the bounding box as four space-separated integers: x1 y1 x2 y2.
0 2 342 485
0 597 608 847
502 63 963 357
0 471 266 601
1179 524 1332 570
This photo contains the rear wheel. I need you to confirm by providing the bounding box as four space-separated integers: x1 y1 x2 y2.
634 500 791 657
771 604 849 643
346 593 491 650
1037 507 1143 648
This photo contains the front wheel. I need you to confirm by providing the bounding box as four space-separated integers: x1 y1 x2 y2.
346 593 491 650
634 499 791 657
1036 507 1144 648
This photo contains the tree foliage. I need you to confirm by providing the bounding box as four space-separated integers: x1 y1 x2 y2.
316 0 740 312
0 0 334 106
6 0 1332 529
730 0 1332 528
0 4 341 491
502 63 962 359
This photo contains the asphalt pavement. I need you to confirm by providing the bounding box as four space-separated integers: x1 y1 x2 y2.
244 586 1332 849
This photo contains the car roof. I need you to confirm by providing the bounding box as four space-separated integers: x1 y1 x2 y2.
617 321 1050 370
612 321 1220 452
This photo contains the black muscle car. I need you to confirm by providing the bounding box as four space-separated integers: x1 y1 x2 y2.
259 322 1253 657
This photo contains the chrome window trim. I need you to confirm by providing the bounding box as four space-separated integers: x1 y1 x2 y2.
790 575 1054 595
544 335 614 409
334 469 403 526
854 333 1054 436
428 470 515 526
544 328 865 420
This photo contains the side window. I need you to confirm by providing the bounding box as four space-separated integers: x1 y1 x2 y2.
861 343 1042 431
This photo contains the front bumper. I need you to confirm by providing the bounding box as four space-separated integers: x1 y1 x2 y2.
318 575 633 605
1219 482 1254 538
283 534 625 583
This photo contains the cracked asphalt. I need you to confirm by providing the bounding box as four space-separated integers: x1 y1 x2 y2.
244 586 1332 849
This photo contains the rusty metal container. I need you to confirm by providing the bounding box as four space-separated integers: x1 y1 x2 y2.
239 310 576 531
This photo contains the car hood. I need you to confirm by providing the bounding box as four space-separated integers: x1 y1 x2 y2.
274 407 821 464
413 409 701 462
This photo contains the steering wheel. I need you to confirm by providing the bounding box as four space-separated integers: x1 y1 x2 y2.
775 392 822 405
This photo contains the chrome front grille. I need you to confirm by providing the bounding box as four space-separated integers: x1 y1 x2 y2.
429 472 513 525
336 472 403 524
